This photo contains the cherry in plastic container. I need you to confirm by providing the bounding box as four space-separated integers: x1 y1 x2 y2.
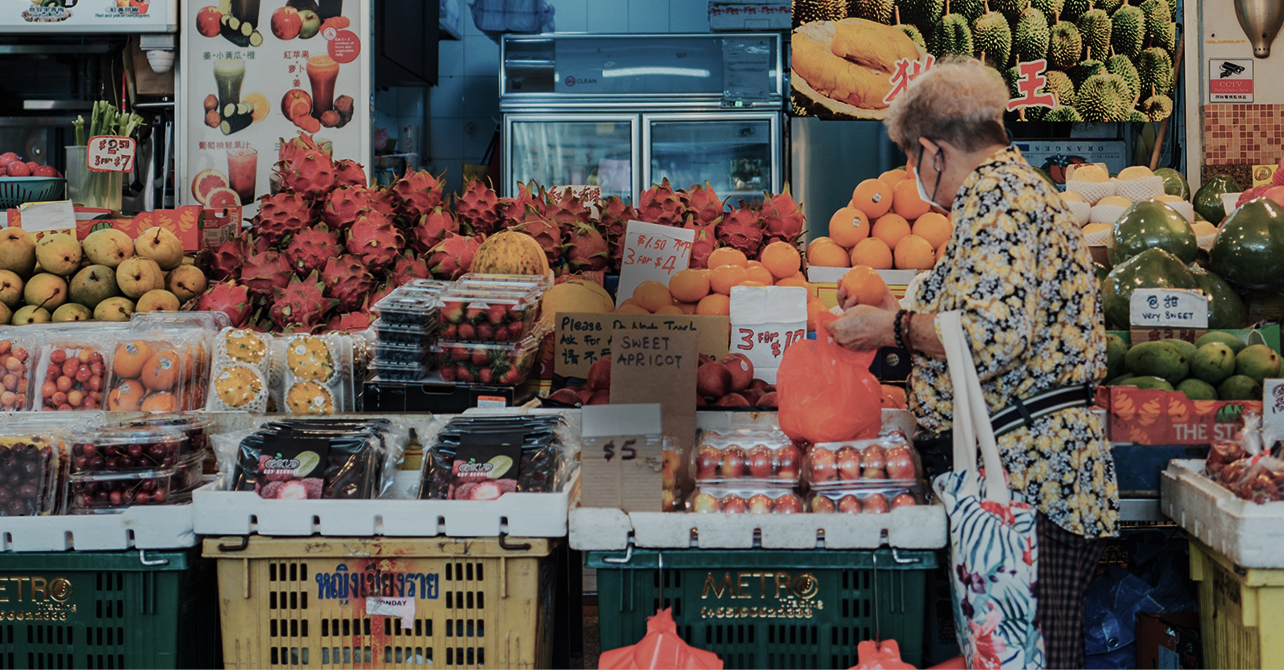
0 439 57 516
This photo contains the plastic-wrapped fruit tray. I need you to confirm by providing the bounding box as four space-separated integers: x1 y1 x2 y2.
371 358 433 383
373 340 434 364
373 319 436 346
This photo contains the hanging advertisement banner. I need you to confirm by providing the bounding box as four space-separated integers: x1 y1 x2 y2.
0 0 177 33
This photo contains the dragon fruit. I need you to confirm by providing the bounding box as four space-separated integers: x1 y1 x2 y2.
321 255 376 312
685 181 727 225
513 206 563 267
410 206 459 254
683 216 719 269
598 195 638 272
456 178 502 235
284 224 342 276
281 149 337 199
391 168 445 221
332 159 367 188
636 179 686 226
321 186 373 230
195 281 252 328
759 185 806 244
207 238 246 281
716 205 763 256
368 185 400 220
389 252 431 287
240 249 293 297
367 283 395 309
345 211 405 272
543 187 593 231
329 308 375 333
270 271 337 332
564 222 609 272
272 132 324 191
501 182 544 227
251 191 315 246
427 233 482 280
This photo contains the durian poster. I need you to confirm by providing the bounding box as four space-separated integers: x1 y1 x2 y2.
791 0 1177 122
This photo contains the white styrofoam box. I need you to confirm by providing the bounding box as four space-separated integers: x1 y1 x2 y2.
569 504 947 550
1161 458 1284 568
0 504 196 553
709 3 790 31
193 468 578 538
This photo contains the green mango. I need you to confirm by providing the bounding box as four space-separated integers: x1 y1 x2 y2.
1131 375 1176 391
1105 333 1128 380
1176 378 1219 400
1124 340 1189 384
1219 374 1263 401
1235 344 1282 383
1190 342 1238 385
1195 331 1247 354
1162 338 1197 358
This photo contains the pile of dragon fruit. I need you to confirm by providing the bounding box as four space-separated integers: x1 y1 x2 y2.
195 131 806 334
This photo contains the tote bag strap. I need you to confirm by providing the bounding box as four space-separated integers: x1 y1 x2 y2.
938 311 1011 505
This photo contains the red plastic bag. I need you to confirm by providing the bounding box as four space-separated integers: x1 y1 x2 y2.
598 608 722 669
778 311 882 444
850 639 916 669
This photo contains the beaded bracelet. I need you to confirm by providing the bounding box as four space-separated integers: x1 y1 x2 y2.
893 309 907 350
902 311 916 357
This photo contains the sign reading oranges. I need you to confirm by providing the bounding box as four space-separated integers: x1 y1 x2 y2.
616 220 695 308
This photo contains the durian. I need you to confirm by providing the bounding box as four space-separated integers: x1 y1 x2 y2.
972 0 1014 67
1110 1 1145 59
1013 6 1052 63
1137 46 1173 96
847 0 896 24
1106 53 1141 104
1045 105 1084 121
935 0 977 56
1049 15 1083 69
1077 5 1112 62
1077 72 1132 121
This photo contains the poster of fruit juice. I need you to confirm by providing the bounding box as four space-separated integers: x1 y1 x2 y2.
179 0 370 221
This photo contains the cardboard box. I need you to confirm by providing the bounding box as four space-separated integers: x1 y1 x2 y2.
1108 325 1282 356
66 206 206 252
1096 386 1261 445
1136 611 1201 669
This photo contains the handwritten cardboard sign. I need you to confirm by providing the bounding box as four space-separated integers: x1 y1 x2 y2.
729 286 808 384
555 312 729 378
87 136 136 173
1130 288 1208 344
580 403 665 511
616 220 694 307
610 328 699 454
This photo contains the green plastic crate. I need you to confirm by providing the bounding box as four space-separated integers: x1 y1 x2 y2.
589 547 938 669
0 548 219 669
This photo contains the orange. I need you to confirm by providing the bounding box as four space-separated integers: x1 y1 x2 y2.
619 298 640 309
775 276 818 298
140 391 178 413
760 241 802 279
935 243 948 263
112 340 154 380
668 269 711 303
840 266 888 307
632 280 673 313
707 247 748 269
894 234 936 270
879 169 909 189
653 305 684 315
806 297 829 333
828 206 870 248
615 304 650 315
871 213 911 250
807 236 835 256
675 301 698 315
850 238 894 269
893 178 932 220
107 380 145 411
851 179 893 218
744 264 774 285
696 293 731 316
912 212 953 249
708 264 748 295
746 260 765 270
141 350 181 392
807 239 851 268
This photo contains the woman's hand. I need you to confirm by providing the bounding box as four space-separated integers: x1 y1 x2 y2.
837 285 902 311
825 305 896 351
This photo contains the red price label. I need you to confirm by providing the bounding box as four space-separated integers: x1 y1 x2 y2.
87 136 136 174
735 326 807 360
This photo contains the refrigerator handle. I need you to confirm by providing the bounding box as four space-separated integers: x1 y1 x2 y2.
637 116 647 206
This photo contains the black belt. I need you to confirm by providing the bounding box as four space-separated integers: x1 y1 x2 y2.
987 384 1096 438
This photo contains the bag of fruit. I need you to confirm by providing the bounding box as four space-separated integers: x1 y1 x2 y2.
776 311 881 444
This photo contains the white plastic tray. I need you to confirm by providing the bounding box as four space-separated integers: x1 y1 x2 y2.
0 504 196 552
1161 458 1284 568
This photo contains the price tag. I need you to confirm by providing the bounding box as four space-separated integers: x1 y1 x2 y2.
729 286 808 384
580 404 665 511
87 136 135 173
1130 288 1208 345
616 220 695 307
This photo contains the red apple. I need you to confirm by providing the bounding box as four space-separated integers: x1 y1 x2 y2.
576 387 594 404
721 495 747 514
891 493 918 508
757 392 779 408
587 390 610 405
692 492 721 513
721 353 754 393
777 443 801 480
698 353 714 366
720 446 746 479
24 162 38 174
0 152 19 166
32 165 59 178
836 446 861 480
695 446 721 480
714 393 750 407
587 356 611 392
860 444 886 470
862 494 891 514
809 494 836 513
837 494 861 514
196 6 222 37
547 388 582 406
774 492 803 514
748 493 774 514
741 388 765 405
749 378 770 391
6 162 29 177
697 362 732 399
885 446 917 480
808 447 838 483
271 6 303 40
747 445 774 479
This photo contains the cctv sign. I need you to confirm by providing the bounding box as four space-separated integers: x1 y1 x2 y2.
1209 59 1253 102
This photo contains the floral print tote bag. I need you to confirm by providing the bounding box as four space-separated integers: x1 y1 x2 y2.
932 311 1045 670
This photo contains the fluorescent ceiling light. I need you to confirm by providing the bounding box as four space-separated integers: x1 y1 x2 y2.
601 67 711 78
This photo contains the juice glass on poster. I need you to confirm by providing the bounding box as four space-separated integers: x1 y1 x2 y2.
227 148 257 205
228 0 261 26
214 59 245 110
306 54 340 114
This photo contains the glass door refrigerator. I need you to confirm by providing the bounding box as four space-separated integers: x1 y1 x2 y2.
500 32 783 205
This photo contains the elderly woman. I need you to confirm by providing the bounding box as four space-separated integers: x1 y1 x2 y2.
828 62 1119 669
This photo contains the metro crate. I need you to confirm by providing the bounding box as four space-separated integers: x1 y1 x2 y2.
588 546 938 669
0 547 219 669
1189 536 1284 669
204 535 557 669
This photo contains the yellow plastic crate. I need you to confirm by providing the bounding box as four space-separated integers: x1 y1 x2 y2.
204 536 556 669
1189 537 1284 669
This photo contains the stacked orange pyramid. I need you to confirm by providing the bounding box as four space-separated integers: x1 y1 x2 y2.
808 169 954 271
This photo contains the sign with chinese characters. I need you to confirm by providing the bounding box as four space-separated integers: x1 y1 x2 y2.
616 220 695 307
178 0 371 219
1130 288 1208 345
1209 59 1253 103
0 0 177 33
87 136 136 173
554 312 729 378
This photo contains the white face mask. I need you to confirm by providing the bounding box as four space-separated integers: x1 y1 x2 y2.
913 165 936 208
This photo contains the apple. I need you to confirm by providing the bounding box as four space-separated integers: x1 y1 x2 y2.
891 493 918 508
695 446 721 480
837 494 861 514
860 444 886 470
298 9 321 39
747 445 774 479
692 492 721 513
32 165 60 178
807 447 838 483
748 493 774 514
0 152 18 166
777 443 802 480
6 162 29 177
774 492 803 514
836 446 861 480
809 494 836 513
721 495 747 514
196 6 222 37
862 494 891 514
885 446 918 480
720 446 745 479
271 6 302 39
862 467 888 480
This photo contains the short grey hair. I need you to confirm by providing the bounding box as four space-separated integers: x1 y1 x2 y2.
884 61 1010 155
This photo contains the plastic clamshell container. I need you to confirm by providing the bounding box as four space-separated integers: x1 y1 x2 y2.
68 451 204 512
458 272 552 293
372 318 436 346
686 486 806 514
371 359 432 383
371 292 440 328
434 329 544 386
118 413 212 455
692 428 802 487
803 433 923 487
805 485 927 514
69 426 192 473
0 334 35 411
0 436 60 517
372 340 434 364
436 287 542 343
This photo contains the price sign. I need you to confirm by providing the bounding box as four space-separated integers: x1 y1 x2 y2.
729 286 808 383
580 404 665 511
87 136 135 173
616 220 695 307
1130 288 1208 345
